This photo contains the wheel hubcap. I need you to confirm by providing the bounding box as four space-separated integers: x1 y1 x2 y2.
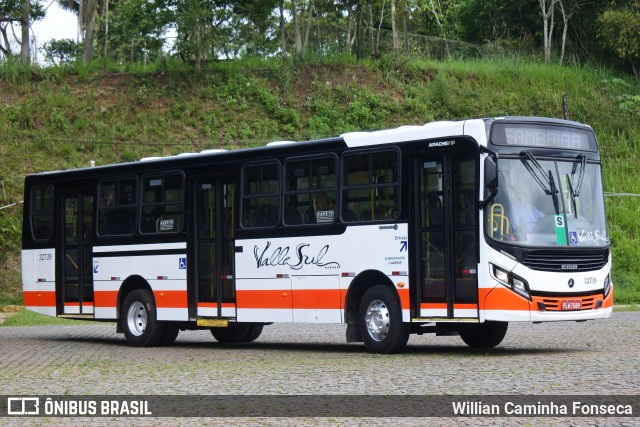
364 299 390 341
127 301 147 337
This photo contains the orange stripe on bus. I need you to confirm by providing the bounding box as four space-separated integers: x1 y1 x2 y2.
154 290 188 309
23 291 56 307
293 289 342 309
397 288 410 309
94 290 188 309
453 303 478 309
420 303 447 309
237 290 292 309
237 289 344 309
480 286 531 311
94 291 118 308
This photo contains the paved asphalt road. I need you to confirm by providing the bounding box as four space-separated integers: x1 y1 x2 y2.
0 311 638 426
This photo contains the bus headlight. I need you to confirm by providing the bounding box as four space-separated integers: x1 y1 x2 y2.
603 274 611 298
491 264 531 300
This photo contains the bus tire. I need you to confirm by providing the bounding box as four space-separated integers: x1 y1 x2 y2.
160 323 180 346
243 323 264 342
358 285 410 354
459 321 508 349
211 323 251 343
121 289 165 347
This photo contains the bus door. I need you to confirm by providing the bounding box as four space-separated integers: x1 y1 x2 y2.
60 191 94 315
416 150 478 319
193 177 237 318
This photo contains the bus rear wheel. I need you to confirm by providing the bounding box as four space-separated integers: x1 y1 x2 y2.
358 285 410 354
459 321 508 349
160 323 180 346
121 289 166 347
211 323 263 343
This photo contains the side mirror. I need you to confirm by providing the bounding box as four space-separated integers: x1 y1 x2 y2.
484 155 498 189
479 155 498 209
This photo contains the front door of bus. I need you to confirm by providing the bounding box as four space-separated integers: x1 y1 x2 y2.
416 151 478 319
60 191 94 315
194 177 236 317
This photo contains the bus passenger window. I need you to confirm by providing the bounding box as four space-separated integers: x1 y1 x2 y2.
342 149 400 222
140 173 184 234
283 156 337 226
242 162 280 228
97 178 137 236
31 185 54 240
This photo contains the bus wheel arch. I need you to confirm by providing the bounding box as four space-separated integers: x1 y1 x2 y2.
117 276 168 347
116 275 152 322
345 270 408 353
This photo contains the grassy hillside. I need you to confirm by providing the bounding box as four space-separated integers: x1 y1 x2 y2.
1 55 639 304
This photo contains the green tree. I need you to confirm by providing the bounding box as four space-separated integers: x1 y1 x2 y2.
600 2 640 81
0 0 44 61
451 0 538 53
41 38 81 64
105 0 172 64
55 0 98 63
171 0 277 66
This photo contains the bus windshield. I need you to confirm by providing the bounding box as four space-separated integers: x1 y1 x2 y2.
487 155 608 247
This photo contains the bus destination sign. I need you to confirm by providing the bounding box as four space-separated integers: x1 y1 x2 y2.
491 123 596 151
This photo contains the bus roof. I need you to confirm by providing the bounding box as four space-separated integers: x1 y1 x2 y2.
25 116 588 179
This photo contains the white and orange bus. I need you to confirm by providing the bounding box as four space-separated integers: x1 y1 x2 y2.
22 117 612 353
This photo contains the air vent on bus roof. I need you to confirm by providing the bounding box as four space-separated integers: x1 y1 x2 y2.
200 149 228 154
266 140 297 146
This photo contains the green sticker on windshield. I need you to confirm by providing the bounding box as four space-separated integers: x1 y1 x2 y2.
554 214 567 245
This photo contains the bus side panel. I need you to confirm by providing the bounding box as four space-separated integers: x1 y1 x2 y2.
134 252 189 321
93 255 123 319
291 276 342 323
92 250 189 321
235 224 410 323
22 249 57 316
236 278 294 323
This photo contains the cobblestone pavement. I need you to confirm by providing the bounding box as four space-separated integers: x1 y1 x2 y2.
0 311 638 426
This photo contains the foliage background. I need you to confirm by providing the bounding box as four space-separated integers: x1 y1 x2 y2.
0 0 639 306
0 54 639 305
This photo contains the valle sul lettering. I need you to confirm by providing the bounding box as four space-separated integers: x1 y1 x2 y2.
253 241 340 270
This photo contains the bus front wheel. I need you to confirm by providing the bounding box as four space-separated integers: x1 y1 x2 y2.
358 285 410 354
459 321 508 349
121 289 166 347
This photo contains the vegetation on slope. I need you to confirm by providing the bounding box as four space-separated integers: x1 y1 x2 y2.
1 55 638 304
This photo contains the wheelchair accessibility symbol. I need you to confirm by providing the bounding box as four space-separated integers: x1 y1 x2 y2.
179 257 187 269
569 231 579 245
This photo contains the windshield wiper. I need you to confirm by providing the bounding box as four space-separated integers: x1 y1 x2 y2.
520 151 560 215
520 151 556 196
565 154 586 218
570 154 586 197
548 170 560 215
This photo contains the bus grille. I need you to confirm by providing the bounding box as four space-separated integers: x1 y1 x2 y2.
533 295 599 311
521 250 608 272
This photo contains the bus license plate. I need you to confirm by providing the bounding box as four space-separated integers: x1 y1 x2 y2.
561 300 581 310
